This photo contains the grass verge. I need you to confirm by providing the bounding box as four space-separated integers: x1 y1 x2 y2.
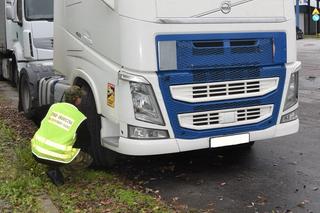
0 112 172 212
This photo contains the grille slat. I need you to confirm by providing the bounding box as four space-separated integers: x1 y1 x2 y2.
229 87 246 91
210 89 226 92
193 67 261 83
193 90 208 94
194 118 209 122
172 78 279 103
178 105 273 130
209 93 228 97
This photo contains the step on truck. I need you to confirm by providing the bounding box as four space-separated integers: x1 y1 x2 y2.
19 0 301 167
0 0 53 86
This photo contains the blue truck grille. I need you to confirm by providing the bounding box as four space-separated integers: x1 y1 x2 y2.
156 33 287 140
192 66 261 83
177 38 274 69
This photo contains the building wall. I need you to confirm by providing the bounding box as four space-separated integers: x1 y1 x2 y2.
297 5 319 35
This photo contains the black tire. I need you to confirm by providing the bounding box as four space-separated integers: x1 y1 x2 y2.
80 84 118 168
20 74 34 119
11 60 18 87
0 59 4 81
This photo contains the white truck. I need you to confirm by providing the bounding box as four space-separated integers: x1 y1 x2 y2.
19 0 301 167
0 0 53 86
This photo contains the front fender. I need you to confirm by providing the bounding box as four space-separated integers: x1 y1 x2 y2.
71 68 102 114
12 41 24 62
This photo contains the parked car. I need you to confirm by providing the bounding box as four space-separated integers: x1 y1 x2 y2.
296 27 304 40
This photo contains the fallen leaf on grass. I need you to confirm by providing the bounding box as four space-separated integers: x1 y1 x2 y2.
100 200 112 205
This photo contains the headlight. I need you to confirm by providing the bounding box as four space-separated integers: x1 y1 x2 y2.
284 72 299 111
130 82 165 125
128 125 169 139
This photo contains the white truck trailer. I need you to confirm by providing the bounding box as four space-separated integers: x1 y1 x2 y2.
19 0 301 167
0 0 53 86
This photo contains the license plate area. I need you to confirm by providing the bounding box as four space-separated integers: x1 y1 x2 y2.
210 133 250 148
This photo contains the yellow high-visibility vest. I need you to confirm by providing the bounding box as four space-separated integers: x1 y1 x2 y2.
31 103 86 164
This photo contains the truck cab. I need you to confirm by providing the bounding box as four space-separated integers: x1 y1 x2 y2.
20 0 301 167
0 0 53 85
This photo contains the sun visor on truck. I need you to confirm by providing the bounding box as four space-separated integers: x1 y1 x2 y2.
156 0 285 22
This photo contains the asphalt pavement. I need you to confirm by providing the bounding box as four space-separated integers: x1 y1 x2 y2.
0 39 319 213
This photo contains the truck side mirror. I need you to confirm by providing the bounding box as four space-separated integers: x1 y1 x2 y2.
5 5 15 20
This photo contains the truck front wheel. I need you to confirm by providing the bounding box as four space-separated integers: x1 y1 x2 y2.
80 84 118 168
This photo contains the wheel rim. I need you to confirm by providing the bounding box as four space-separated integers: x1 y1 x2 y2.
22 81 31 113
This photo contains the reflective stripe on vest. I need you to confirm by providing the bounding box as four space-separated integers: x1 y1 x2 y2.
32 144 81 164
34 135 73 152
31 103 86 164
33 144 73 160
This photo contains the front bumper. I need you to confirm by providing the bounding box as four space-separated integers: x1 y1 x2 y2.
104 118 298 156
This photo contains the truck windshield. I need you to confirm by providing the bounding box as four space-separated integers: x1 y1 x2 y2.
25 0 53 21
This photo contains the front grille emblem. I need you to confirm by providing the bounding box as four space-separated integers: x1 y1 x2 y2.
220 1 232 14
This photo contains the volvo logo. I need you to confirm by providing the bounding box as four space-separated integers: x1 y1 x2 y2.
192 0 253 18
220 1 232 14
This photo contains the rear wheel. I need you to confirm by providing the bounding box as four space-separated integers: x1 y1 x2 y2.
80 84 118 168
20 74 34 119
